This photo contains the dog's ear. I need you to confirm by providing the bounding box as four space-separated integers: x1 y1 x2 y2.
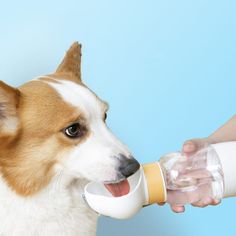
55 42 82 82
0 81 20 137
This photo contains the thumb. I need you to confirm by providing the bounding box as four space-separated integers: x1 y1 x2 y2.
182 138 210 157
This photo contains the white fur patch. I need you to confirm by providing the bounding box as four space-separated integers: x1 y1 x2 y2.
2 116 19 133
0 174 97 236
43 78 132 182
46 79 103 119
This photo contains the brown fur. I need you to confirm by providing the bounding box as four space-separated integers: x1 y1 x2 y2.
0 42 90 196
55 42 82 83
0 81 20 137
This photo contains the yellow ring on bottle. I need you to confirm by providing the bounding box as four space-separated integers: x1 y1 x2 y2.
142 162 167 204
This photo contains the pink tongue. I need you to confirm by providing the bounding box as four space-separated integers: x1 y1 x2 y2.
104 179 130 197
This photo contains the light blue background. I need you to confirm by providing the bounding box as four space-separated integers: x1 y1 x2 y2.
1 1 236 235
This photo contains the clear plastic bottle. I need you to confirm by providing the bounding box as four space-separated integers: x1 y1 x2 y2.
84 142 236 219
159 145 224 205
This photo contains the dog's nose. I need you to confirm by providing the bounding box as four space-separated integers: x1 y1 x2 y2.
118 154 140 178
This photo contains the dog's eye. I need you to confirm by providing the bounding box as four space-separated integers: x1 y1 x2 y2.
63 123 85 139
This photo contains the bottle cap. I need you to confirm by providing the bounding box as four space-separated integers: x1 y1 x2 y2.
143 162 167 204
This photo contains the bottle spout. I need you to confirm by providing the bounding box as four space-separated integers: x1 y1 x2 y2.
83 167 148 219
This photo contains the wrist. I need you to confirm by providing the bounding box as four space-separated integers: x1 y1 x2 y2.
206 136 218 144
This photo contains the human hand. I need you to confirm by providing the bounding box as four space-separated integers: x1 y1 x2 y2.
170 138 221 213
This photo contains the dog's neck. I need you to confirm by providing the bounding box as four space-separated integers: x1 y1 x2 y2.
0 172 98 236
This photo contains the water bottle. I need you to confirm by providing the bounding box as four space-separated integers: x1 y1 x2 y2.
83 142 236 219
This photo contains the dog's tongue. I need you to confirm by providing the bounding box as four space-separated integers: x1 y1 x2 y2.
104 180 130 197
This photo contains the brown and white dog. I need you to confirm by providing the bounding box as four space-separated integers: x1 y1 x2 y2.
0 42 140 236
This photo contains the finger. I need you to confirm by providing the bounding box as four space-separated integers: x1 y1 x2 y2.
182 141 198 154
177 169 211 179
192 198 221 208
170 205 185 213
181 138 211 158
210 199 221 206
182 138 211 153
157 202 165 206
192 197 213 208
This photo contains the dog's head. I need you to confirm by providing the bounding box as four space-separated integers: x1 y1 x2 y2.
0 43 140 196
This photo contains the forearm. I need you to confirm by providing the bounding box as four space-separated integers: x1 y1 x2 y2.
208 115 236 144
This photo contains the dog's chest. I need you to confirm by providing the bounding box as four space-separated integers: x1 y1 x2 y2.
0 177 98 236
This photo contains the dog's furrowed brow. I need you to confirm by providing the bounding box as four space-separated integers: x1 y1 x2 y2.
60 113 87 129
